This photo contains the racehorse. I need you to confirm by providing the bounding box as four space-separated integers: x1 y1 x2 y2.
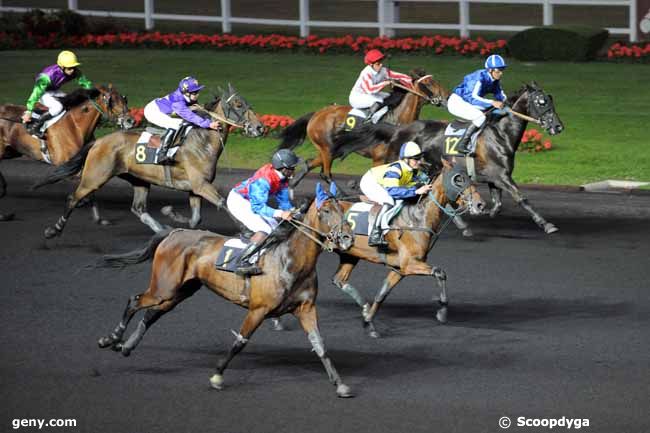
276 69 450 186
0 85 133 222
333 159 485 337
96 184 356 397
332 82 564 234
36 84 265 238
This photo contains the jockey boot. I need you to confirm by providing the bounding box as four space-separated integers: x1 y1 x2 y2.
455 123 480 157
364 102 382 123
156 128 177 164
28 112 54 138
234 242 263 276
368 204 390 247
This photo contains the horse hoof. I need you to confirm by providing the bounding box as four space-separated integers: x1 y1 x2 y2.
462 228 473 237
97 336 116 349
121 346 132 357
336 384 354 398
0 213 15 221
44 226 59 239
436 306 448 324
98 219 111 226
161 205 173 216
544 223 559 234
489 209 500 219
271 319 285 331
368 330 381 338
209 374 224 390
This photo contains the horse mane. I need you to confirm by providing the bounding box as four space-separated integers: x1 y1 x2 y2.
59 88 101 110
259 197 312 252
507 81 541 105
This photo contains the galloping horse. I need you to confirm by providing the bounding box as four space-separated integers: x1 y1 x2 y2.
334 159 485 338
276 69 450 186
0 85 133 221
36 84 265 238
96 185 355 397
333 82 565 234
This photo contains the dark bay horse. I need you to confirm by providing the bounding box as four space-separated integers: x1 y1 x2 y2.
36 85 265 238
333 82 565 234
0 85 133 221
276 69 450 186
96 186 355 397
334 159 485 337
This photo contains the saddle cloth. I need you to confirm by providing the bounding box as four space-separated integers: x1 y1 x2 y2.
345 201 404 237
343 106 389 131
29 109 66 136
214 238 265 273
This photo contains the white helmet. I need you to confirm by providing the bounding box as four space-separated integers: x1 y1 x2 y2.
400 141 422 159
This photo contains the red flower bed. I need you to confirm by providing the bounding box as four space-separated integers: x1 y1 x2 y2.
607 42 650 61
0 31 507 56
518 128 553 153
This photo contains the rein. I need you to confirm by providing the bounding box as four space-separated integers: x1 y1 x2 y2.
506 107 541 125
286 217 334 252
391 81 429 100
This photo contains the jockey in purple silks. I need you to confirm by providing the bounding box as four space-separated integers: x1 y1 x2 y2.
22 50 94 138
144 76 221 163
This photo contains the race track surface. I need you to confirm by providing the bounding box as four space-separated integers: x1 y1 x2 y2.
1 160 648 433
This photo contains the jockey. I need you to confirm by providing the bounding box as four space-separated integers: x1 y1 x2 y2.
143 76 221 163
226 149 298 276
359 141 432 247
447 54 508 156
349 49 412 123
22 50 94 138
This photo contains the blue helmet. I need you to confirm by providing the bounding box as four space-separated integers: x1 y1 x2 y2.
178 76 205 94
485 54 507 70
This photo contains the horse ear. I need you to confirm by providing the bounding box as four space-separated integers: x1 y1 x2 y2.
329 181 338 198
228 83 235 94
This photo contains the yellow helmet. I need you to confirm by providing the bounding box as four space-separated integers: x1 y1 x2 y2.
57 50 81 68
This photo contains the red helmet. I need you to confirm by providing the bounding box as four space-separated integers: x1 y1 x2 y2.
364 49 385 65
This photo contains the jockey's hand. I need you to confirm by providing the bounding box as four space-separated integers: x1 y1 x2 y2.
279 210 293 221
415 184 433 195
22 111 32 123
208 121 222 131
491 100 505 109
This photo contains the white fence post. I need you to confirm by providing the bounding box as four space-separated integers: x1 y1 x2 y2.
630 0 638 41
384 1 397 38
378 0 386 37
68 0 78 11
144 0 154 30
299 0 309 37
459 0 470 38
543 0 553 26
221 0 231 33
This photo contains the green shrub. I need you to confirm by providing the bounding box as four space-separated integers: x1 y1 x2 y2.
508 25 609 61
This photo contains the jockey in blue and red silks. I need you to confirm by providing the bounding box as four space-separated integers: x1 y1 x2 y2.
226 149 298 276
447 54 508 156
22 50 94 137
144 76 221 163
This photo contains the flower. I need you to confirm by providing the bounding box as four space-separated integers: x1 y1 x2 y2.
518 128 554 153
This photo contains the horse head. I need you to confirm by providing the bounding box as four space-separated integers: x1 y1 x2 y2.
411 69 450 107
217 83 265 138
312 182 354 252
96 84 135 130
437 158 486 216
518 82 564 136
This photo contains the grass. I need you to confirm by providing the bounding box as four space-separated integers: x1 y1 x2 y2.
1 49 649 185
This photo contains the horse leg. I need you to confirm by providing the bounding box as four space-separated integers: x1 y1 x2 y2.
332 257 370 317
97 294 146 350
88 193 111 226
117 281 201 357
488 182 503 218
294 302 353 398
364 271 403 338
451 211 473 238
130 184 165 233
0 169 14 222
209 307 267 390
162 193 202 228
495 175 558 234
431 267 449 324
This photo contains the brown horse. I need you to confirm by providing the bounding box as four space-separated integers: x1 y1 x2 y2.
96 185 355 397
0 85 133 221
333 159 485 338
37 85 265 238
276 69 450 186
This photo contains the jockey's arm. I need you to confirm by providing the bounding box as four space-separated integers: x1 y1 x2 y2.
25 75 51 112
386 69 413 86
361 74 390 94
470 81 494 110
75 73 93 90
382 169 418 199
248 179 282 218
171 101 212 128
275 186 294 211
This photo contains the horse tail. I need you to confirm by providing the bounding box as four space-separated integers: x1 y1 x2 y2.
276 112 314 151
99 229 173 268
332 123 398 160
31 139 95 190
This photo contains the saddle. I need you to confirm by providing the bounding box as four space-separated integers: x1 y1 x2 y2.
26 106 66 137
134 123 194 165
345 201 404 237
214 238 264 273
